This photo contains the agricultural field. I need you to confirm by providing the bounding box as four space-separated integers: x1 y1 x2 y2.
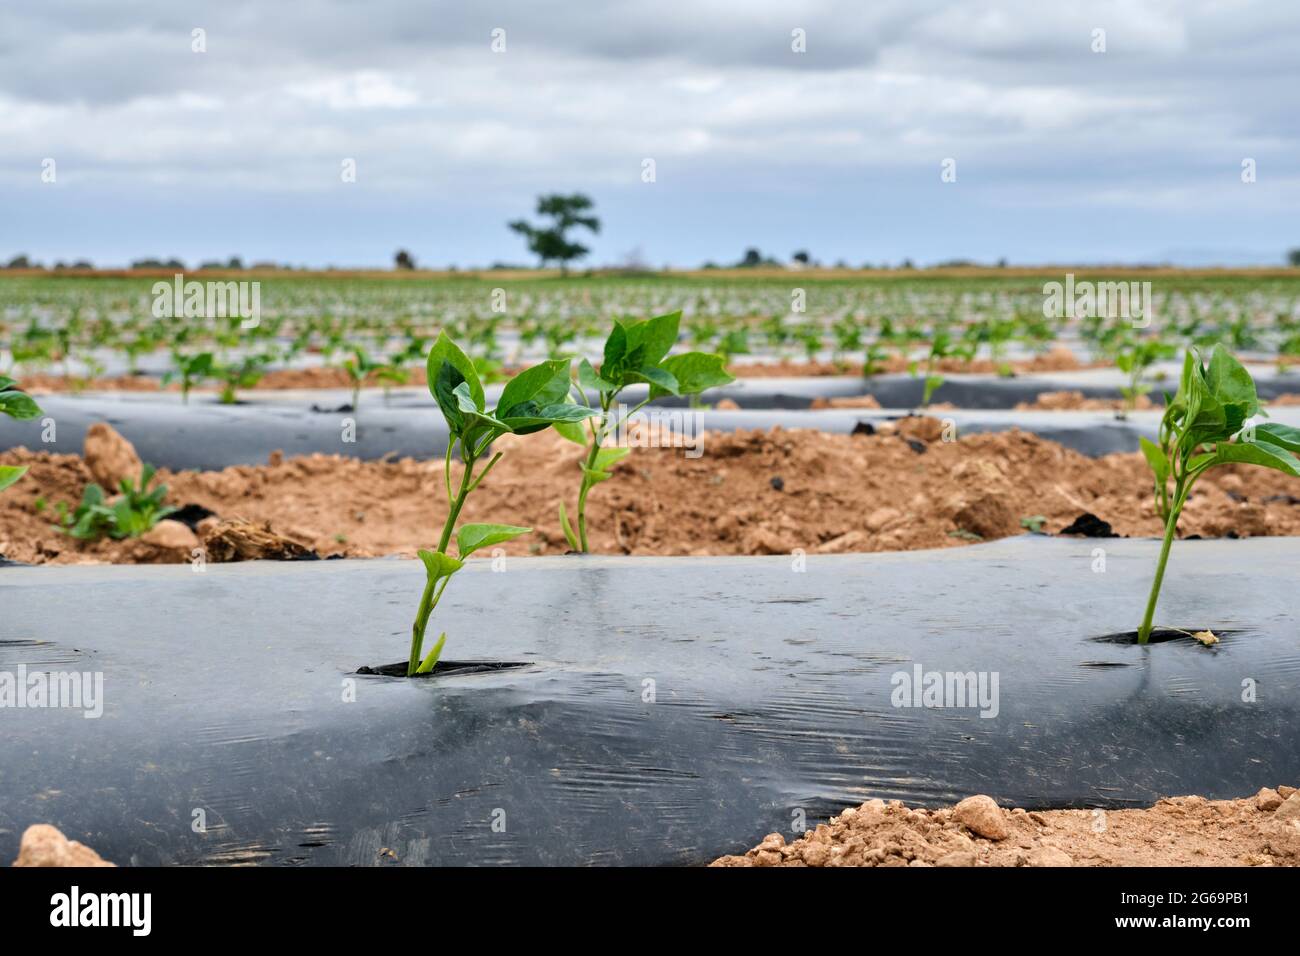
4 268 1300 880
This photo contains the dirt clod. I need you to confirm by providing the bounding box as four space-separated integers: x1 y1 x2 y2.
201 519 317 562
13 825 114 867
954 795 1010 841
82 423 142 490
712 788 1300 867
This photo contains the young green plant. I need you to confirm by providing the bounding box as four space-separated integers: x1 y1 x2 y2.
55 463 177 540
408 333 598 677
1136 345 1300 643
554 311 733 553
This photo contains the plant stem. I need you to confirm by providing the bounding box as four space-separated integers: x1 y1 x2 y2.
407 441 476 675
1137 468 1201 644
437 445 475 554
577 396 611 552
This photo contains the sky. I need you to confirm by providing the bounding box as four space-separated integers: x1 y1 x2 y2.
2 0 1299 269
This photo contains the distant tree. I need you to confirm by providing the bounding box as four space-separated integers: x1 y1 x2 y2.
227 256 244 270
739 248 763 268
6 254 31 269
792 250 810 265
508 193 600 274
1289 248 1300 268
394 249 416 271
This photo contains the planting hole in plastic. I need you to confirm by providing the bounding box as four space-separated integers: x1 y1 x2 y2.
1090 628 1237 646
356 660 533 678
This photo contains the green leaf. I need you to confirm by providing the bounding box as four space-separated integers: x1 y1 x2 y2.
558 501 580 551
1252 422 1300 453
496 359 570 419
578 358 616 394
602 322 628 372
652 352 733 399
552 419 589 445
498 402 598 434
414 632 448 674
627 365 679 395
0 390 42 421
426 332 484 410
593 446 630 471
623 311 681 367
1209 439 1300 477
432 360 468 433
0 376 15 391
417 549 464 581
1139 436 1168 485
1207 344 1259 414
456 523 531 558
0 465 27 493
582 466 614 484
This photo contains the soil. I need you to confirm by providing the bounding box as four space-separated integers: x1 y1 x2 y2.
710 787 1300 867
1016 390 1156 412
14 347 1093 393
3 419 1300 565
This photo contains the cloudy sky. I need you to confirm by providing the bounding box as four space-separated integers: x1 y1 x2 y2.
3 0 1299 268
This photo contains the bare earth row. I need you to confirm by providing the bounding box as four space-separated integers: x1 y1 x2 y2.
711 787 1300 867
2 419 1300 565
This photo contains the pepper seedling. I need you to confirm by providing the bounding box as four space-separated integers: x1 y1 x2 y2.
407 333 598 676
164 351 214 405
1136 345 1300 643
55 463 177 540
340 347 400 410
553 311 733 553
0 377 42 493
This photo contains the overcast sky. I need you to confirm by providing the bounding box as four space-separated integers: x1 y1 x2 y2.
3 0 1299 268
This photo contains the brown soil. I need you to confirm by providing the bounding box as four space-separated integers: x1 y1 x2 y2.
19 366 435 394
3 420 1300 565
710 787 1300 867
1016 390 1156 412
731 347 1091 378
14 347 1095 393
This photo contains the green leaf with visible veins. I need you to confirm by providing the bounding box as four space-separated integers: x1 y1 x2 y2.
627 365 679 394
1252 422 1300 453
651 352 733 399
1206 344 1259 414
496 359 570 419
426 332 484 410
456 523 531 558
1206 439 1300 477
623 311 681 367
500 401 598 433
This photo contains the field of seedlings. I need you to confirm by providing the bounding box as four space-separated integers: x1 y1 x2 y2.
4 269 1300 869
